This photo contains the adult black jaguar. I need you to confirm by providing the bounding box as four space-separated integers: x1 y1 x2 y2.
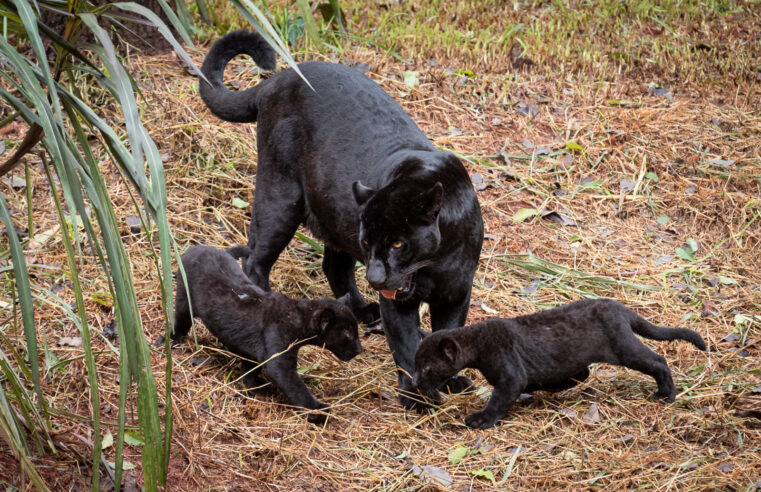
199 30 483 408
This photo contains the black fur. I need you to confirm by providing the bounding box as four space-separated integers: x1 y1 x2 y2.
170 245 362 424
412 299 706 429
199 30 484 409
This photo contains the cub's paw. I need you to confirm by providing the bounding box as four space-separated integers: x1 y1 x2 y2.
306 402 330 425
464 409 500 429
242 375 274 396
357 302 381 326
652 390 676 403
155 334 183 348
398 385 441 412
439 375 475 395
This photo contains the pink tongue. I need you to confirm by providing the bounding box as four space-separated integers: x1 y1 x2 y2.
381 289 397 300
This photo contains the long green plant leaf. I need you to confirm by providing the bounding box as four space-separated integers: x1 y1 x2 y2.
41 158 104 490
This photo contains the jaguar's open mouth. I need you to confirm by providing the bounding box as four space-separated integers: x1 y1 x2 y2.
380 274 416 301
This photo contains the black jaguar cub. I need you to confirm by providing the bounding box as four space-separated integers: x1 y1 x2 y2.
171 245 362 424
413 299 706 429
199 30 483 409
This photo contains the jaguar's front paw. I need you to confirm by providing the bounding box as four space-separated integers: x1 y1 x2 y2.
652 389 676 403
242 373 274 396
306 402 330 425
464 409 500 429
357 302 381 325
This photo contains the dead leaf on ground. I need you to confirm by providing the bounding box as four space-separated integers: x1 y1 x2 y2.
706 159 735 167
58 336 83 347
582 403 601 424
619 179 636 193
516 101 539 118
541 209 578 227
408 463 453 487
471 172 487 191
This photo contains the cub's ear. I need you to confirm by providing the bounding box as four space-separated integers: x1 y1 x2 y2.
352 181 376 206
313 308 335 335
336 293 352 309
438 336 460 365
418 182 443 223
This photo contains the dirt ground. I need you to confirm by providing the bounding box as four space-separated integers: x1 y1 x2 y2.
1 1 760 490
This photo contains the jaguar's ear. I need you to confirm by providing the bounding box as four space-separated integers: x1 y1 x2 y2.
336 293 352 309
418 182 443 223
312 308 335 335
439 335 461 365
352 181 376 206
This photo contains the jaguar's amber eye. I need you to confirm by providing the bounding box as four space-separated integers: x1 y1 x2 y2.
391 240 403 249
362 239 369 248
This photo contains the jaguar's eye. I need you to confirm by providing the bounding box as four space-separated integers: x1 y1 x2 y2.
362 239 369 248
391 240 403 249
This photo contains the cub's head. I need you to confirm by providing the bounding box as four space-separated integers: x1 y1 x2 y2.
311 294 362 362
353 176 443 302
412 332 462 392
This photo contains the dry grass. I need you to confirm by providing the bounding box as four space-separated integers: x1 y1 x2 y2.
1 1 761 490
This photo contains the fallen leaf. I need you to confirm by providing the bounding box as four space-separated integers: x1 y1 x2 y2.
582 403 600 424
471 172 487 191
468 469 495 481
3 175 26 189
717 462 733 473
124 431 144 447
560 408 577 418
701 300 720 318
559 153 573 166
58 336 82 347
403 70 419 87
480 302 499 314
516 102 539 118
448 446 469 465
646 84 672 100
125 216 141 234
350 62 371 74
560 450 577 460
535 145 551 155
512 208 540 223
107 460 136 471
522 279 542 295
231 197 249 209
619 179 635 192
541 210 578 227
706 159 735 167
685 184 697 195
522 139 534 149
721 333 740 343
409 464 453 487
103 319 118 340
101 432 114 449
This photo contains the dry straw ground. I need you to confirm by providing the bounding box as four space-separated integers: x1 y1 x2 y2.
1 1 760 490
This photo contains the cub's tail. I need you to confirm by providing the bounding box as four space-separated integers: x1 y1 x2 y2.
630 314 706 351
199 30 276 123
